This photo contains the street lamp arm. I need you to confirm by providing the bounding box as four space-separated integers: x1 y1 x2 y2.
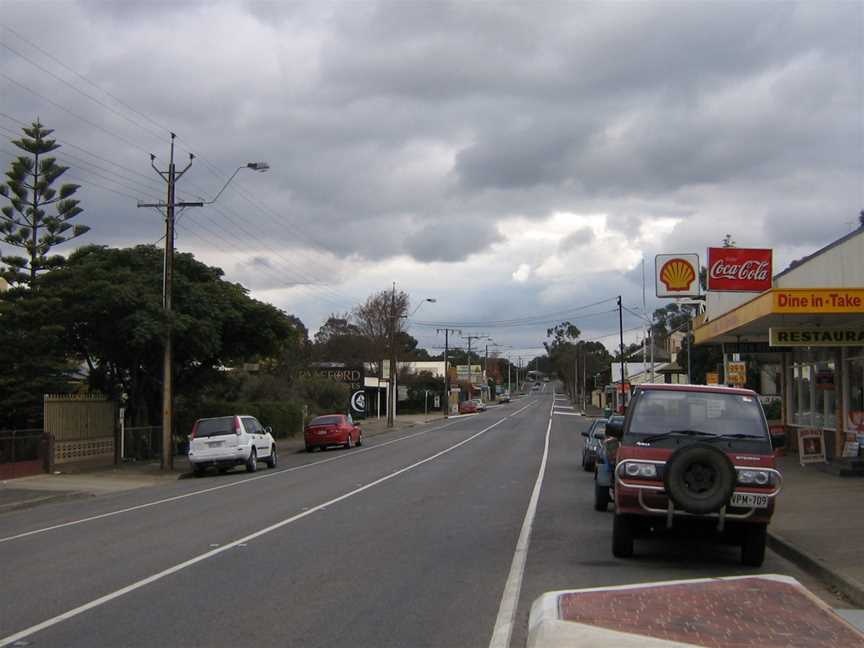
202 162 269 205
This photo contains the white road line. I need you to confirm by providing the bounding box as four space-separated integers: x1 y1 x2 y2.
553 412 584 417
0 418 465 545
554 405 575 410
488 397 553 648
507 401 539 418
0 417 508 648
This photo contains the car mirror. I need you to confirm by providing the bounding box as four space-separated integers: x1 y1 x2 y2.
264 426 272 434
581 431 588 437
604 437 620 454
606 419 624 440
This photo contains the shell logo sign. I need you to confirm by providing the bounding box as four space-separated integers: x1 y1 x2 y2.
655 254 700 298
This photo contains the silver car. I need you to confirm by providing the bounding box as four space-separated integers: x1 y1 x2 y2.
581 418 607 471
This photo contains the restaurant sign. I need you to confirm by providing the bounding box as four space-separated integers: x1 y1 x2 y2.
707 247 772 292
770 327 864 347
772 289 864 314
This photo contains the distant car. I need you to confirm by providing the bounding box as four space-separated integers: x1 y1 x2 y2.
304 414 362 452
459 400 479 414
581 418 607 471
498 392 511 403
188 415 277 476
471 398 487 411
543 377 550 382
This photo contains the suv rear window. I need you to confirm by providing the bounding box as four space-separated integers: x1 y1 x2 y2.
628 390 768 439
309 415 343 426
195 417 236 438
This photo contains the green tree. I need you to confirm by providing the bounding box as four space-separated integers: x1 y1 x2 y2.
0 287 77 428
40 245 301 425
0 120 88 287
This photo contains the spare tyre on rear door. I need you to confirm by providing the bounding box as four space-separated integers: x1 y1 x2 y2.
663 443 736 515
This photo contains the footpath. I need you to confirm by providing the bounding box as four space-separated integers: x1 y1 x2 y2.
0 412 446 514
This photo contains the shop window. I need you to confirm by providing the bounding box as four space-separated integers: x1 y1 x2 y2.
848 354 864 440
789 350 836 431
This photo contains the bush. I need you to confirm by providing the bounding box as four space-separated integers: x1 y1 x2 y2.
177 399 305 439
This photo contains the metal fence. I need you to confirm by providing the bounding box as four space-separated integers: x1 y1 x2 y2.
0 429 49 479
121 426 188 461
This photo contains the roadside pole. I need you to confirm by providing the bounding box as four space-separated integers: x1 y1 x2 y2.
387 282 397 429
437 327 461 417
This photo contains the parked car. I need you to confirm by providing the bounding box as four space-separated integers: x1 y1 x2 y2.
580 418 607 471
607 384 781 566
593 414 624 511
498 392 511 403
471 398 487 411
459 400 478 414
188 415 277 476
304 414 362 452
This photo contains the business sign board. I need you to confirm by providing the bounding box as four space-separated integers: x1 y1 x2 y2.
349 390 367 418
772 289 864 314
301 365 364 390
655 254 700 298
707 248 772 292
706 372 720 385
726 361 747 386
770 327 864 347
798 429 827 466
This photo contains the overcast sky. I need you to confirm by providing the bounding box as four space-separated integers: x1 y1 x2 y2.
2 1 862 358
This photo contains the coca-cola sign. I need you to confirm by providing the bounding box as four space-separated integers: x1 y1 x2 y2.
707 247 772 292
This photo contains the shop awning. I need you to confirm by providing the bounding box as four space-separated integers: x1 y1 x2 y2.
694 287 864 345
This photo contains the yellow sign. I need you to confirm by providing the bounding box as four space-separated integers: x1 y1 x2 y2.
773 289 864 314
770 328 864 347
706 372 719 385
727 361 746 386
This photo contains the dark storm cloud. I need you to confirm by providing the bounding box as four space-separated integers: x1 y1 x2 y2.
1 1 861 339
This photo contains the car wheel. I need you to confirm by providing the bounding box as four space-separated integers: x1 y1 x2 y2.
663 443 736 514
356 432 362 447
246 448 258 473
741 523 767 567
192 464 206 477
344 433 353 449
612 514 634 558
594 480 610 512
305 444 314 453
266 446 277 468
217 466 230 474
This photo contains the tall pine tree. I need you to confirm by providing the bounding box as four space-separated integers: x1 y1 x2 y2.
0 120 89 287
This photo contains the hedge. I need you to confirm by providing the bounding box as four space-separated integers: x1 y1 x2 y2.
177 400 306 439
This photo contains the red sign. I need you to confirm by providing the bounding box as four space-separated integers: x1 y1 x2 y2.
707 247 772 292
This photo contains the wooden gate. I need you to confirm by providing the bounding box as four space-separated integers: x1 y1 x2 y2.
44 393 117 469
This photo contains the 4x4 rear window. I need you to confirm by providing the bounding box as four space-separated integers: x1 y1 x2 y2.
628 390 768 439
195 417 236 437
309 415 343 426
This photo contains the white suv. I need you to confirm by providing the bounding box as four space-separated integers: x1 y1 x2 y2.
188 415 277 476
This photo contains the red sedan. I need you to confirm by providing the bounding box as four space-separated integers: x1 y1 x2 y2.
458 401 478 414
304 414 362 452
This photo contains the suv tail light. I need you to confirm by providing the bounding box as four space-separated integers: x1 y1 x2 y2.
190 421 199 439
234 417 242 435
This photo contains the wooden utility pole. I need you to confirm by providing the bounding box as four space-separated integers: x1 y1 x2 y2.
437 327 461 416
387 282 397 428
138 134 200 470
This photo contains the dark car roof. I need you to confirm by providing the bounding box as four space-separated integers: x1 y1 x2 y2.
634 383 757 397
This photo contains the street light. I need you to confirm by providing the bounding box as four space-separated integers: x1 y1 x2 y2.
204 161 270 204
404 298 437 318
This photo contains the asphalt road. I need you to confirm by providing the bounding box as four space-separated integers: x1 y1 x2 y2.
0 385 845 647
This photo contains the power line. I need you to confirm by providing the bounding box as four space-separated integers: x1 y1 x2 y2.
413 297 618 328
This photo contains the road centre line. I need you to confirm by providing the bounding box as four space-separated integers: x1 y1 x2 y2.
0 418 467 545
0 417 508 648
507 401 539 418
488 394 553 648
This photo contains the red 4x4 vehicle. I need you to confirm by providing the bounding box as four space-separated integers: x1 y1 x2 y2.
606 384 782 566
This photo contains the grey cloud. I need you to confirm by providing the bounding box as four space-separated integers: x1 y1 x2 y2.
404 219 503 263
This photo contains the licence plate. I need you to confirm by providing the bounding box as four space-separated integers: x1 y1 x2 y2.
207 441 223 448
317 430 327 435
730 492 769 509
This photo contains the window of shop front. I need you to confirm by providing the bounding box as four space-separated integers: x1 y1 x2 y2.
847 350 864 441
788 348 836 430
